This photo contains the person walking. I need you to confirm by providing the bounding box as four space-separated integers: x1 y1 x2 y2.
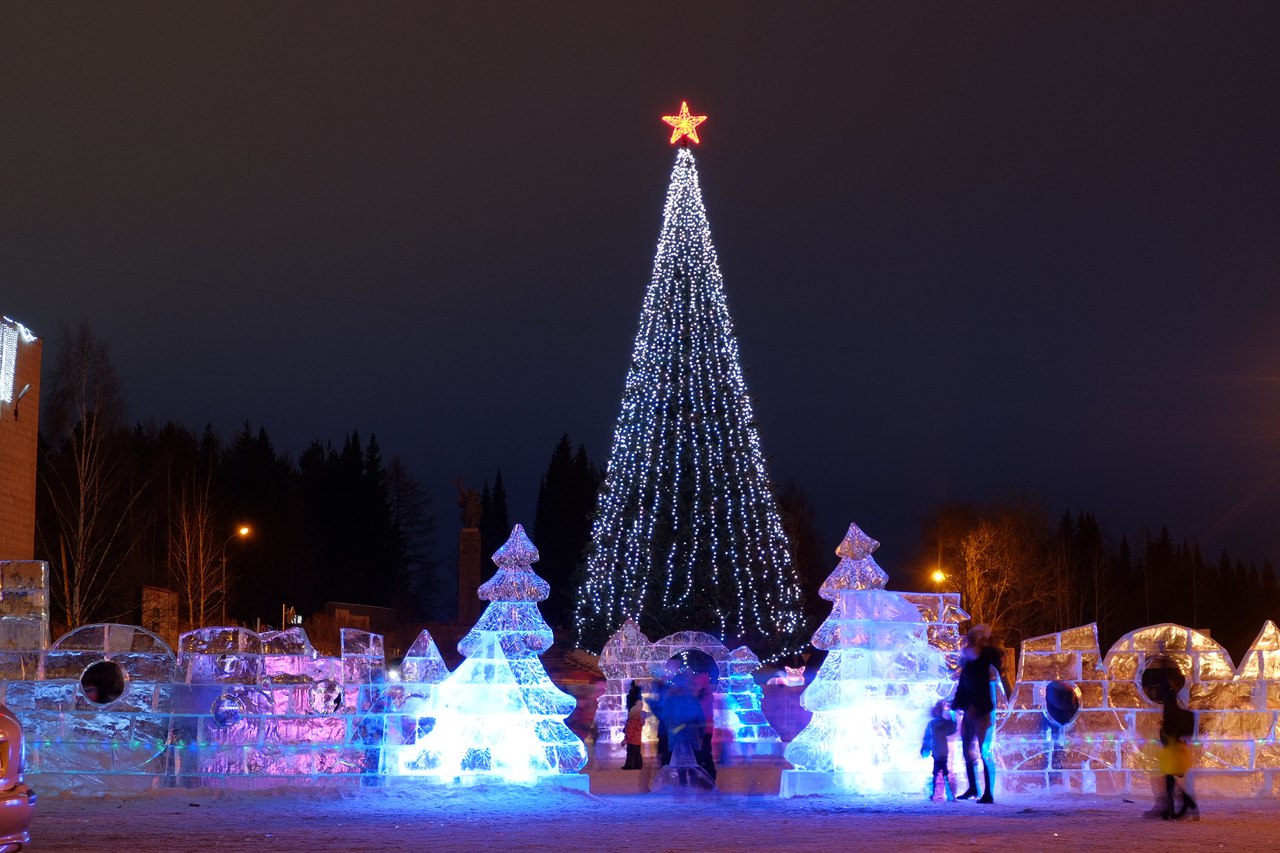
951 624 1012 803
1158 691 1198 820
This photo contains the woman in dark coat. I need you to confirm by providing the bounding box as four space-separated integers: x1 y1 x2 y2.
951 624 1012 803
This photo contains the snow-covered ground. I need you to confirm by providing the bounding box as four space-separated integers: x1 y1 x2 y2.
27 783 1280 853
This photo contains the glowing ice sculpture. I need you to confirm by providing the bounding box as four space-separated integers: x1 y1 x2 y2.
397 525 588 785
781 523 954 797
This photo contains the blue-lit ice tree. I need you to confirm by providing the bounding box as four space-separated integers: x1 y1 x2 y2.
783 523 953 794
400 525 587 782
574 106 806 657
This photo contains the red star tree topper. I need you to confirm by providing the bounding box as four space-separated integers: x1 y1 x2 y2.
662 100 708 144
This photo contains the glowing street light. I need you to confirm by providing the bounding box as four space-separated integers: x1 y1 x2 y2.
221 525 251 624
931 568 946 590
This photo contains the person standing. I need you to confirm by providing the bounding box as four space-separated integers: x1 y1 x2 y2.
621 681 645 770
951 624 1012 803
921 699 958 801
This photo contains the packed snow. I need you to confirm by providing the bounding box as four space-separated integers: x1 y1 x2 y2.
27 782 1280 852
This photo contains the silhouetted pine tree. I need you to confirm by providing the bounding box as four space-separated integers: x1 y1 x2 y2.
220 421 301 624
478 471 510 576
533 434 599 627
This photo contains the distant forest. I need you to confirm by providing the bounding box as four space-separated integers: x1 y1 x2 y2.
33 324 1280 665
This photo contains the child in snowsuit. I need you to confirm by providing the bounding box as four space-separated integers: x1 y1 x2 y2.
921 699 958 801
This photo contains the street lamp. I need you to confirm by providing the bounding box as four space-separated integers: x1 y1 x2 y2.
931 568 946 590
221 525 251 624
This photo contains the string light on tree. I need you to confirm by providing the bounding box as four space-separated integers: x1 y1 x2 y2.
575 102 806 657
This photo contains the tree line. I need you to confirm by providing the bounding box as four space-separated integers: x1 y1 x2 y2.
33 325 1279 663
911 497 1279 664
33 324 606 640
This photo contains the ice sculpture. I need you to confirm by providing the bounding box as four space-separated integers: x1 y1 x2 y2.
595 623 778 755
995 620 1280 797
25 623 177 786
171 625 377 779
596 619 655 744
781 524 954 797
397 525 589 787
371 628 450 769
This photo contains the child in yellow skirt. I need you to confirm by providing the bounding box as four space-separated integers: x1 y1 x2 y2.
1158 705 1198 821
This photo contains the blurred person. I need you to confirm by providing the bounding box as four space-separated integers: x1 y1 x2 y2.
951 625 1012 803
692 670 717 781
1157 687 1198 820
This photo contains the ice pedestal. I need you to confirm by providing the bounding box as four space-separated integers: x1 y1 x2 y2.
650 741 715 793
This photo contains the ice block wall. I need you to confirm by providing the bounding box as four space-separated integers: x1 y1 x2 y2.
996 621 1280 797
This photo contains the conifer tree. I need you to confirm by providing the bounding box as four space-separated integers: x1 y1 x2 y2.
534 435 599 627
479 471 511 575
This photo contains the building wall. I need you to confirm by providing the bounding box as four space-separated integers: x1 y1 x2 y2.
0 317 41 561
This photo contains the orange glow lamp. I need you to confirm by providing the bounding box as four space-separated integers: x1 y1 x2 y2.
662 100 707 145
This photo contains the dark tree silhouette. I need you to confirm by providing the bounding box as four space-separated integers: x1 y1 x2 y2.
533 434 600 627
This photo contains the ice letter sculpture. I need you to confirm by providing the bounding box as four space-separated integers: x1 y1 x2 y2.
781 523 954 796
398 525 588 783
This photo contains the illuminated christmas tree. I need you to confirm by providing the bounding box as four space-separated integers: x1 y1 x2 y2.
575 103 806 656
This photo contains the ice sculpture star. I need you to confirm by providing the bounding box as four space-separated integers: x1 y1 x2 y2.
662 100 708 144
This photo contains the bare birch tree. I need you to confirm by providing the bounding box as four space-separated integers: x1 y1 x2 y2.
39 323 146 628
168 470 223 628
944 498 1058 650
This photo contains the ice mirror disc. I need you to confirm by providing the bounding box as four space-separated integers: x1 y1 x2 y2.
667 649 719 686
1140 656 1185 704
1044 680 1082 727
80 660 127 705
308 679 343 714
211 693 246 728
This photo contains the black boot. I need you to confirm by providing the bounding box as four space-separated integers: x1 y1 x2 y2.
1176 784 1199 821
957 762 978 800
1161 776 1176 819
977 763 995 803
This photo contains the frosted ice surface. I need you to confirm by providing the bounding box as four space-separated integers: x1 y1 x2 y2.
459 602 554 656
650 740 715 793
401 629 449 684
341 629 383 658
479 524 549 602
818 523 887 595
1237 622 1280 680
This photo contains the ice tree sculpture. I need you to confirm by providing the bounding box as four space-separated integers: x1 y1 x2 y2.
782 523 954 796
575 104 805 655
399 525 587 783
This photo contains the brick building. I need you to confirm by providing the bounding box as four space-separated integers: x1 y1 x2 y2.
0 316 41 560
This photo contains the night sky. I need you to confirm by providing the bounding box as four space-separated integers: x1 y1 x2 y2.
6 4 1280 578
